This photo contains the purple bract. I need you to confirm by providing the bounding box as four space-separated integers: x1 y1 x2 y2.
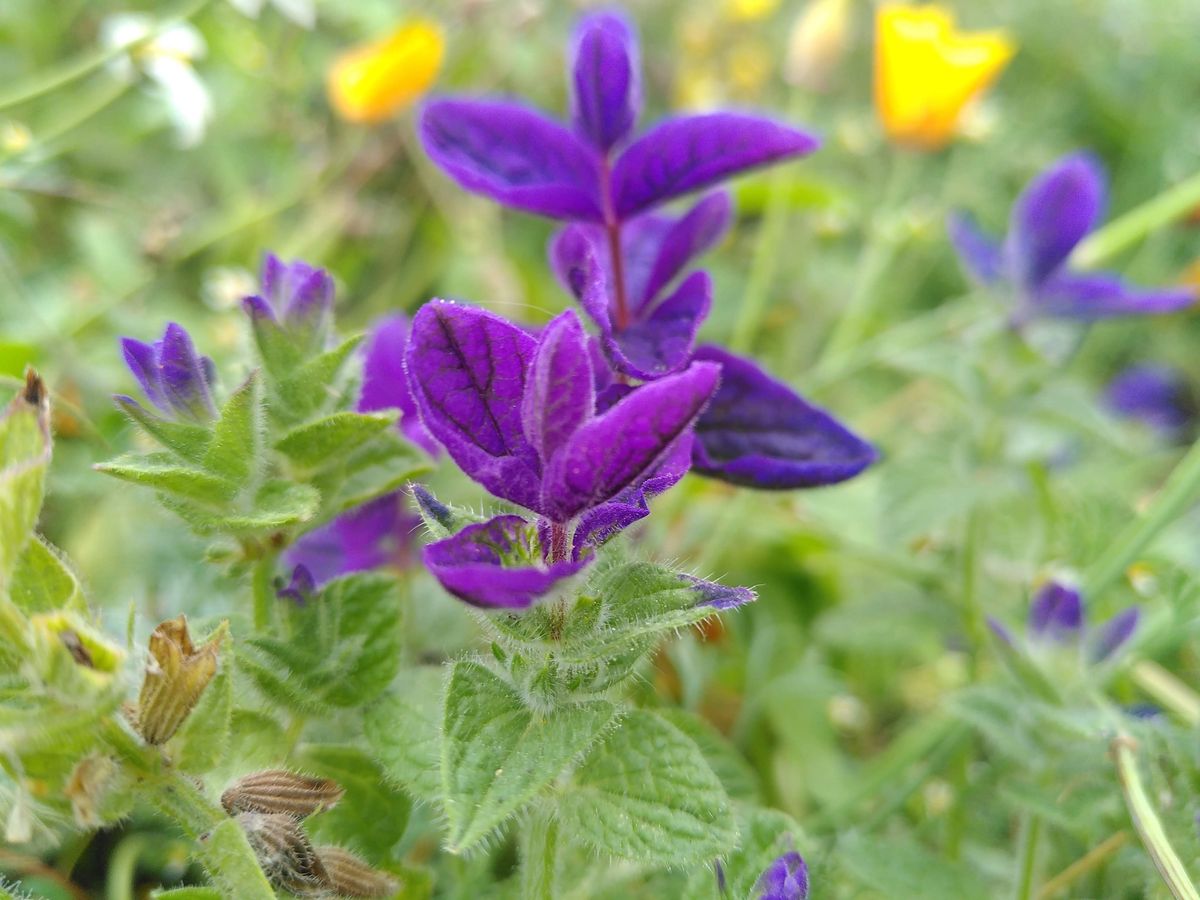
949 153 1195 322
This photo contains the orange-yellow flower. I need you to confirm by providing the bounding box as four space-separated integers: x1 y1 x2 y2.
874 4 1015 150
328 19 444 124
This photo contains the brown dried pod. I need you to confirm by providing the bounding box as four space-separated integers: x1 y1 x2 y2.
236 811 327 894
221 770 345 818
134 615 225 745
314 846 400 898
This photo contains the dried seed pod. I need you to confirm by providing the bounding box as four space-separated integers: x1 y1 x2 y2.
236 811 327 894
134 615 225 745
315 846 400 898
221 770 345 818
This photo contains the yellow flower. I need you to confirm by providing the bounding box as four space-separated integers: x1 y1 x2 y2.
874 4 1015 150
328 19 444 124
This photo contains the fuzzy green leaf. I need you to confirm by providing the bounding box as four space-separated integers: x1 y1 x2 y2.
299 744 412 857
274 334 362 421
560 709 736 866
441 660 616 852
95 453 237 504
0 379 50 584
9 536 85 613
275 410 397 470
243 573 401 711
171 666 232 774
363 666 446 804
201 371 262 488
115 395 211 463
161 480 320 536
656 709 760 802
150 889 223 899
195 817 276 900
317 434 431 518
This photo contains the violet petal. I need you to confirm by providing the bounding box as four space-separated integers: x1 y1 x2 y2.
641 191 732 304
157 323 217 423
691 346 877 489
606 270 712 379
420 99 603 221
521 310 594 466
1032 271 1195 320
357 314 441 456
612 113 819 220
121 337 167 413
541 361 719 522
947 211 1004 286
1105 365 1195 437
550 224 614 338
1028 581 1084 643
754 850 809 900
1090 607 1140 662
406 301 543 511
570 11 640 153
1008 152 1105 287
285 491 420 585
276 564 316 605
423 514 589 609
682 574 755 610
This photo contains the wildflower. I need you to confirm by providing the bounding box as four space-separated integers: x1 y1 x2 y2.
243 253 335 353
419 11 817 223
1104 365 1196 441
226 0 315 29
949 153 1196 322
754 850 809 899
992 580 1139 664
118 323 217 424
407 301 718 608
102 14 212 147
276 564 316 604
221 770 344 817
133 615 224 745
874 4 1014 150
328 20 444 124
785 0 852 92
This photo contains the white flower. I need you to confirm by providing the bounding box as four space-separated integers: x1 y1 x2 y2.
101 14 213 147
226 0 316 30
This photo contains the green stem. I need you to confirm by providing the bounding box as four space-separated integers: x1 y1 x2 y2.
1014 814 1042 900
1083 436 1200 598
1036 831 1129 899
520 807 559 900
960 506 986 668
729 167 792 354
252 554 276 633
1073 167 1200 268
105 834 148 900
1131 661 1200 727
1112 735 1200 900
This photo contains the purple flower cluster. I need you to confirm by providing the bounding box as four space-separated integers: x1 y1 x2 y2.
949 153 1194 323
420 10 876 493
991 580 1139 664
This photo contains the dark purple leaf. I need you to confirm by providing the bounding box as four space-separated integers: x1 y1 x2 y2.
606 270 712 379
692 346 876 489
641 191 732 303
423 514 589 609
406 301 542 510
570 11 640 153
521 310 594 465
612 113 818 219
420 99 602 221
541 361 719 522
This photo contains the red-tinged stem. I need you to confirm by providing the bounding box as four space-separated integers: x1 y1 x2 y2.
548 522 569 564
599 158 631 330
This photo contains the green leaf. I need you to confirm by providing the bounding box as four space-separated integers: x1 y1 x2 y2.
656 709 760 802
161 481 320 536
195 817 276 900
171 665 232 773
201 371 262 488
317 434 431 518
9 536 85 613
151 889 224 899
441 660 616 852
95 453 237 504
115 395 211 464
243 573 401 711
837 832 980 898
560 709 736 866
275 334 362 421
275 411 397 470
0 376 51 585
364 666 446 804
299 744 412 857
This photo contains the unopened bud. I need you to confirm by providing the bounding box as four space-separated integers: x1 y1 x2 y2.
65 754 129 828
221 770 345 818
236 811 326 895
134 615 225 745
315 846 399 898
784 0 851 92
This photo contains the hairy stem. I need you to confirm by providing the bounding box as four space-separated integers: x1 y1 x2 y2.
520 807 559 900
548 522 569 565
1111 735 1200 900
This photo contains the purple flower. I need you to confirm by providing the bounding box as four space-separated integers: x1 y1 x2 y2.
949 153 1195 322
754 851 809 900
550 192 730 379
1104 364 1196 440
406 300 720 608
1024 580 1139 663
243 253 335 351
419 12 817 226
276 564 316 604
691 346 878 489
284 491 421 587
357 314 441 456
118 323 217 423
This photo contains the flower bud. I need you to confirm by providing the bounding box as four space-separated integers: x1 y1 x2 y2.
134 615 224 745
221 770 345 818
236 811 326 895
315 846 399 898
